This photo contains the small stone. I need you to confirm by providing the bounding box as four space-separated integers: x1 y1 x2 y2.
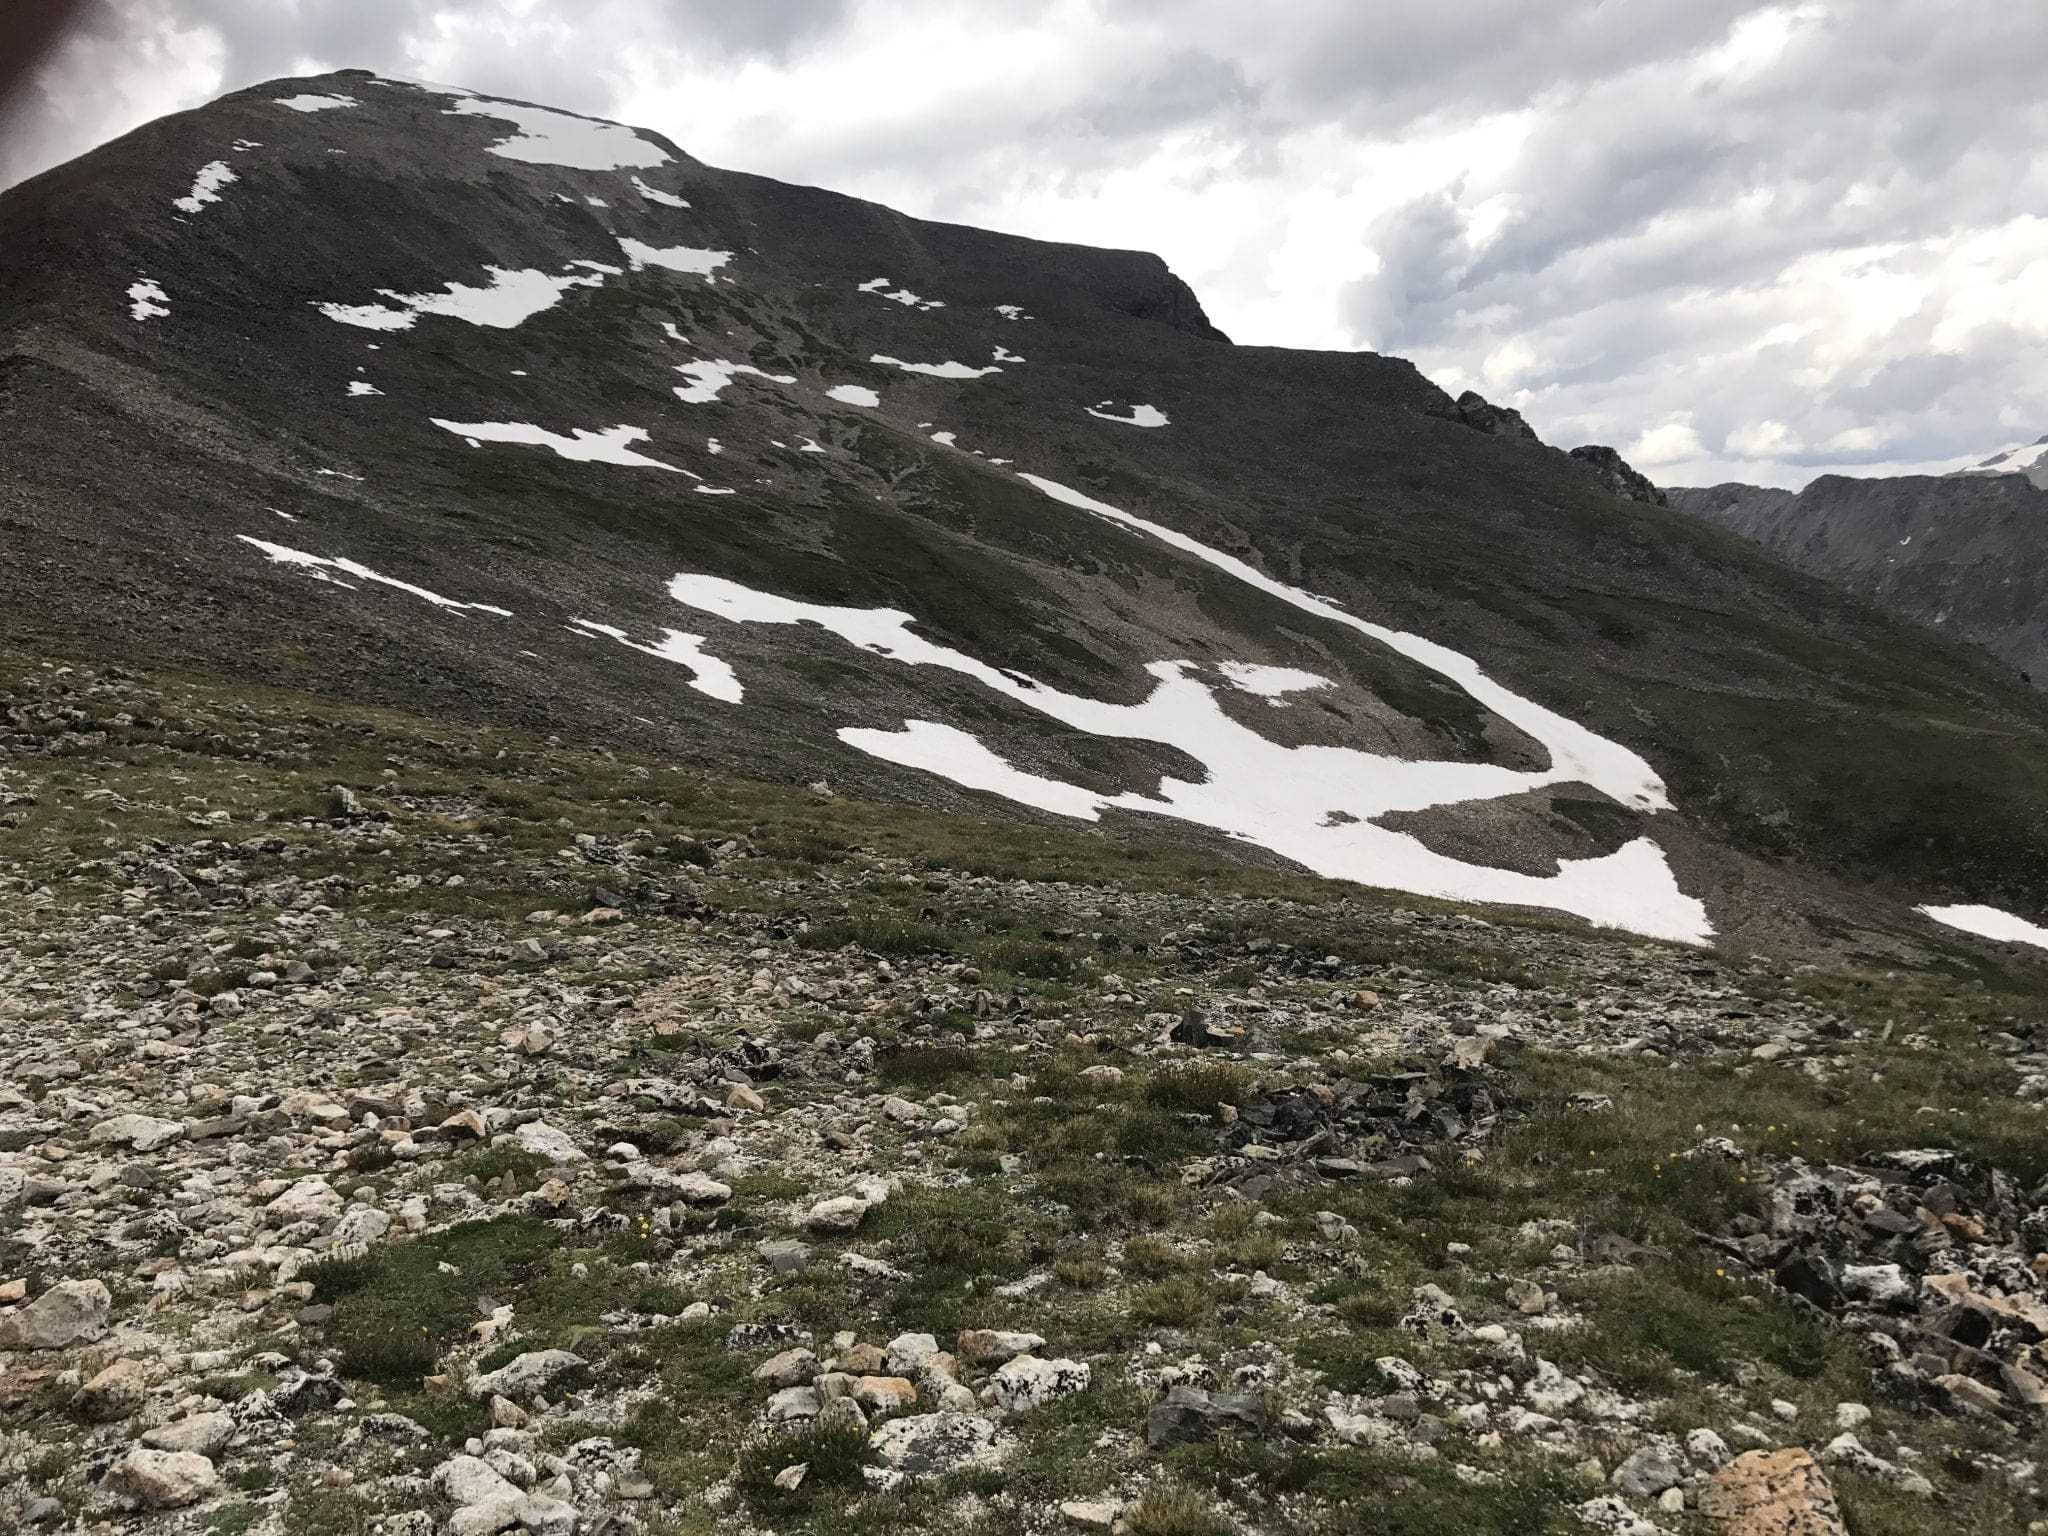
71 1357 149 1422
1611 1445 1683 1497
142 1412 236 1456
807 1195 869 1230
956 1329 1047 1365
469 1350 586 1400
773 1463 808 1491
753 1348 820 1389
1060 1498 1122 1528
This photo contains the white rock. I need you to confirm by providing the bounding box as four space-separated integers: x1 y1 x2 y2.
807 1195 868 1230
111 1448 220 1509
91 1113 186 1152
469 1350 586 1400
511 1121 586 1165
985 1354 1090 1412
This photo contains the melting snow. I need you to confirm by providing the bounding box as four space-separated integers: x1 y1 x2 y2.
431 419 682 472
278 93 357 112
799 438 826 453
444 95 669 170
995 304 1031 321
930 431 958 447
318 264 607 331
826 385 881 408
872 354 1002 380
617 239 731 279
231 139 262 152
857 277 944 310
173 161 236 215
1918 903 2048 951
993 344 1026 364
1088 402 1170 428
346 381 382 397
567 620 741 702
632 176 689 208
236 536 510 615
630 472 1708 943
127 278 169 322
1218 662 1333 702
672 359 796 404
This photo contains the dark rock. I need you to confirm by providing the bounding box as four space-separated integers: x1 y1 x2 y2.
1145 1385 1269 1449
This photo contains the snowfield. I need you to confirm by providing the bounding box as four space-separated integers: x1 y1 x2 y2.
431 420 682 472
317 264 614 331
1918 903 2048 952
620 500 1710 943
443 95 670 170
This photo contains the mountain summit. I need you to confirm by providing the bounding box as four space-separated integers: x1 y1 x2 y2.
4 71 2047 956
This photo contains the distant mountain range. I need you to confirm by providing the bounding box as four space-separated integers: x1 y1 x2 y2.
1669 435 2048 685
3 70 2047 957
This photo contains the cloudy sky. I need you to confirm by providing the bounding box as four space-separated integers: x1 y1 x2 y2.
7 0 2046 489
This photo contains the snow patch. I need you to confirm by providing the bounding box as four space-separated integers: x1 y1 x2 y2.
631 176 689 208
857 277 943 310
236 536 510 615
993 344 1026 364
444 95 669 169
567 620 741 702
826 385 881 408
317 264 607 331
346 381 382 397
128 278 169 322
431 419 682 472
872 354 1002 380
173 161 236 215
618 239 731 279
995 304 1031 321
1919 903 2048 951
277 93 357 113
1087 401 1170 428
672 359 796 404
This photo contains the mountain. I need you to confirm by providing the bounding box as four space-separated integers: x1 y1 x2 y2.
4 70 2048 959
1670 442 2048 685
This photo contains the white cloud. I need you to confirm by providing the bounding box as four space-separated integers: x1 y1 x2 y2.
1628 417 1708 466
1726 419 1799 457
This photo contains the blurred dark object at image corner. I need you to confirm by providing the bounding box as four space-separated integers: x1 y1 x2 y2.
0 0 91 118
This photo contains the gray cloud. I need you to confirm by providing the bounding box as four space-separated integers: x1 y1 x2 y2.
5 0 2045 490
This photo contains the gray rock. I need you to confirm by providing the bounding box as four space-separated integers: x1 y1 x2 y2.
110 1448 220 1509
0 1278 111 1350
1611 1445 1683 1496
869 1412 1014 1480
1145 1385 1268 1449
469 1349 586 1400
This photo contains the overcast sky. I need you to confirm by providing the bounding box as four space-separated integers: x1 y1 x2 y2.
8 0 2046 490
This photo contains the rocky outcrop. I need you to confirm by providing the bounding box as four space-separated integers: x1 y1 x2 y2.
1568 444 1667 506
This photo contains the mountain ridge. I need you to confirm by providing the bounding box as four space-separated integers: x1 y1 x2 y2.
4 70 2047 960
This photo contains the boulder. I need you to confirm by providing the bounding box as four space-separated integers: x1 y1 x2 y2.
0 1278 111 1350
109 1448 219 1509
1699 1448 1847 1536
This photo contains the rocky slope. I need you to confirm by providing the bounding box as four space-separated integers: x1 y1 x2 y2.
3 71 2048 959
3 648 2046 1535
1670 448 2048 686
